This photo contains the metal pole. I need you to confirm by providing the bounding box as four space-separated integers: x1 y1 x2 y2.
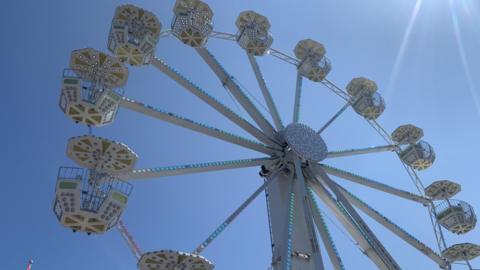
192 170 279 255
317 102 350 134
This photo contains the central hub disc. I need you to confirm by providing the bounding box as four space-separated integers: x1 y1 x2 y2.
283 123 328 162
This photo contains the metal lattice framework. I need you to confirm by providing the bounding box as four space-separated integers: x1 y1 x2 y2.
54 1 480 270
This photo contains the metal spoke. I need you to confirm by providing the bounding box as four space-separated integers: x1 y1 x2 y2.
320 79 350 102
319 164 431 205
117 220 142 260
267 48 301 66
150 57 279 147
293 72 303 123
307 166 401 270
326 145 399 158
293 157 325 269
209 30 237 41
120 97 280 156
367 120 395 145
307 188 346 270
159 29 172 39
335 184 449 268
195 48 279 141
307 174 389 269
192 170 280 255
247 53 284 131
317 102 350 134
118 157 278 181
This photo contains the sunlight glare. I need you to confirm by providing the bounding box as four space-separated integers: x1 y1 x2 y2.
384 0 423 102
449 0 480 118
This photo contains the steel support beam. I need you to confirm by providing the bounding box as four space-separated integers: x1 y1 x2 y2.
192 170 280 255
267 164 321 270
196 48 279 141
118 157 278 181
117 220 142 260
247 53 284 131
307 175 390 269
120 97 279 156
150 57 279 147
326 145 399 158
307 188 346 270
209 31 237 41
319 164 431 205
307 166 402 270
320 79 350 101
317 102 350 134
268 48 300 66
293 72 303 123
336 184 449 268
293 157 325 270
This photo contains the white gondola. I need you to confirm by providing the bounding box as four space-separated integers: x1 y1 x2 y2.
398 140 435 170
172 0 213 47
442 243 480 262
66 135 139 175
138 250 214 270
235 11 273 56
345 77 385 120
435 200 477 234
391 124 424 145
59 69 123 126
425 180 461 200
69 48 129 88
59 48 128 126
351 92 386 120
53 167 132 234
294 39 331 82
346 77 378 97
108 4 162 66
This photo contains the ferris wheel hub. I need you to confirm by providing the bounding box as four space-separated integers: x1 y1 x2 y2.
283 123 328 162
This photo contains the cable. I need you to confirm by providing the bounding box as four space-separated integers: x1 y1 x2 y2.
319 206 360 249
221 78 244 116
232 77 271 115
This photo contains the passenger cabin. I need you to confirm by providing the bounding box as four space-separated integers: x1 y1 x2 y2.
442 243 480 262
294 39 331 82
391 124 424 145
59 69 123 126
346 77 385 120
351 92 385 120
172 0 213 47
108 4 162 66
235 11 273 56
398 140 435 170
138 250 214 270
435 200 477 234
53 167 132 234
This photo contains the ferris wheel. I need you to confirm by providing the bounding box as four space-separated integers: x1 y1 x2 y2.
53 1 480 269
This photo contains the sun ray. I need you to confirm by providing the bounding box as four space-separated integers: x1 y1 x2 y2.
385 0 423 102
449 0 480 118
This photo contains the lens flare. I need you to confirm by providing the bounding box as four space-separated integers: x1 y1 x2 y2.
449 0 480 118
385 0 423 102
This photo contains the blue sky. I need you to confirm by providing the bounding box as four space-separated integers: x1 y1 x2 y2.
1 0 480 269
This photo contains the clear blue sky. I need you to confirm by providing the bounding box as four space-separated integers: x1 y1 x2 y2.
1 0 480 269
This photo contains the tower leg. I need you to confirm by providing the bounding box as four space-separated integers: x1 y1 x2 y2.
266 165 322 270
